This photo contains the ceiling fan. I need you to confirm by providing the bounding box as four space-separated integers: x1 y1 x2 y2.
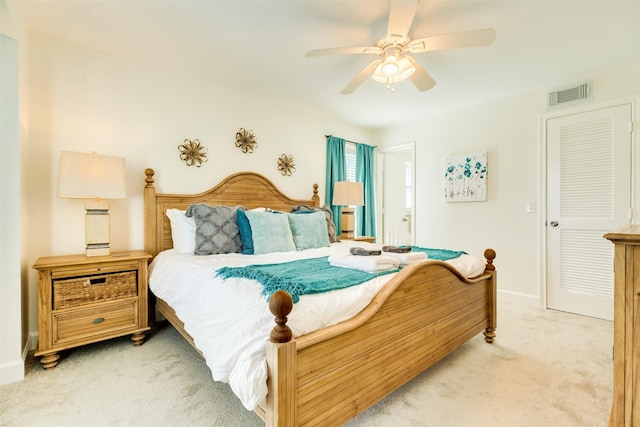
306 0 496 94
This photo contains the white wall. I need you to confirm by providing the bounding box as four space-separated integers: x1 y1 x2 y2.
374 59 640 300
20 31 373 337
0 33 24 384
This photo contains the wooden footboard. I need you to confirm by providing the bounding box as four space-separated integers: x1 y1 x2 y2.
265 250 497 427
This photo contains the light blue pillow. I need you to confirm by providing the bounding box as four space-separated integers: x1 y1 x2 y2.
244 210 296 254
287 211 330 251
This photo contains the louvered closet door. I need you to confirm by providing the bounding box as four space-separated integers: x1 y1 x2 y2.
547 104 631 320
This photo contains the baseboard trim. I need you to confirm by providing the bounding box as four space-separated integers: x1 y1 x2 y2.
29 332 38 351
24 332 38 356
497 289 541 308
0 333 38 386
0 357 24 385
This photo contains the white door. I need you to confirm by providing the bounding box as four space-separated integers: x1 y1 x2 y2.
546 103 632 320
380 144 415 245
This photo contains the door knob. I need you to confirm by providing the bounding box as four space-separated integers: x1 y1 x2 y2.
550 221 559 227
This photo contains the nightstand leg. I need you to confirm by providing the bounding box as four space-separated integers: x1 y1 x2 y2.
39 352 60 369
131 332 145 346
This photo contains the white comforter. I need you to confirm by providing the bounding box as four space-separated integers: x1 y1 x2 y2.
148 242 485 410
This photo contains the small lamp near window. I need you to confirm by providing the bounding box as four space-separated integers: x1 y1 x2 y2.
58 151 127 257
332 181 364 240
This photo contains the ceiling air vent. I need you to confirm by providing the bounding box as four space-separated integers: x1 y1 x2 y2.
548 82 592 108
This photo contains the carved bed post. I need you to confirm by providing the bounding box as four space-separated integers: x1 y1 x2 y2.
265 290 297 427
144 168 158 326
144 168 157 257
483 248 497 343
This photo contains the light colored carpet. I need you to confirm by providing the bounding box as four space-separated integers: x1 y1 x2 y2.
0 294 612 426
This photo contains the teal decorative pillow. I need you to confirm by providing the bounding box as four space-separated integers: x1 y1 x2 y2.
236 209 255 254
186 204 244 255
287 211 330 251
244 210 296 254
290 204 337 243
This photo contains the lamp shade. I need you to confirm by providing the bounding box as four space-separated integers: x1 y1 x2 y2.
332 181 364 206
58 151 127 200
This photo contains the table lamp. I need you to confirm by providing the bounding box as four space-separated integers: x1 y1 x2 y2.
332 181 364 239
58 151 127 257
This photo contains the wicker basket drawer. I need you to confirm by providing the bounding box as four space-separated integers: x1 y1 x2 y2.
53 299 138 344
53 271 137 310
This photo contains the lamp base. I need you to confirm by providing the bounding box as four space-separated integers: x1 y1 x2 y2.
340 207 356 240
85 201 111 257
86 245 110 257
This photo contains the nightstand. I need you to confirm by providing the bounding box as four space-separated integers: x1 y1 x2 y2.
32 250 152 369
337 235 376 243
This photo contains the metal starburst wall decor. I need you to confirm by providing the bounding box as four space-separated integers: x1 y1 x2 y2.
235 128 257 153
278 154 296 176
178 139 208 167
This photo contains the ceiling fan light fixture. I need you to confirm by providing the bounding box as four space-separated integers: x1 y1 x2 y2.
381 55 399 76
371 63 388 83
397 57 415 80
371 55 416 86
308 2 496 95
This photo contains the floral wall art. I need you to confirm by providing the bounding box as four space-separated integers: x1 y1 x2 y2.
444 152 487 202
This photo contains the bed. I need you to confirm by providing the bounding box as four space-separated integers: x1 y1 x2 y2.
143 168 497 427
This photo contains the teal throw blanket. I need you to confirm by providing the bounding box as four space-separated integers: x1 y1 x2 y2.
216 257 397 303
411 246 466 260
215 247 465 303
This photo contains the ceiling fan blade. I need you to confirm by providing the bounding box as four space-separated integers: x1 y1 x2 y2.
387 0 419 41
341 60 381 95
408 28 496 53
405 56 436 91
306 46 381 57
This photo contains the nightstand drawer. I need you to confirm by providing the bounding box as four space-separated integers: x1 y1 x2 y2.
51 262 140 279
53 270 137 309
53 299 138 344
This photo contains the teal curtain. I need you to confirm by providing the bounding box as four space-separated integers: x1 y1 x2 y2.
356 143 376 237
325 136 346 233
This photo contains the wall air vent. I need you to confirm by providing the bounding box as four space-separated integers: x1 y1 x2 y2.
548 82 592 108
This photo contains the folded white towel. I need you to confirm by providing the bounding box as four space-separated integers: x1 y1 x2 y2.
381 251 428 265
328 253 399 273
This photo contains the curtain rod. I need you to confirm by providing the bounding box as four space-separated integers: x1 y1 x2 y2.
325 135 377 147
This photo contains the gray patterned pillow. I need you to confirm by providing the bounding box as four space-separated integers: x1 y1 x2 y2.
185 204 244 255
290 204 337 243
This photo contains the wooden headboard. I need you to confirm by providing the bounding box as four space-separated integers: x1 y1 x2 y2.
143 168 320 257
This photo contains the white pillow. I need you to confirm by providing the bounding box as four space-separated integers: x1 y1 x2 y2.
166 209 196 254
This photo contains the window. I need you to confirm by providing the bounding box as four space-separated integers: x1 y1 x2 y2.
345 143 359 230
345 143 356 182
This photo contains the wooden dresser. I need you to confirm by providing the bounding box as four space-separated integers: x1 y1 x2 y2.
605 225 640 426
